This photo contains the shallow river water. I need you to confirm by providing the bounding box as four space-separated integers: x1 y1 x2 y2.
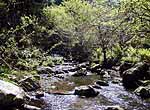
40 62 150 110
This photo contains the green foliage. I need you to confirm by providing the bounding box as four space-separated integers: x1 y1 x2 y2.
138 48 150 62
42 56 54 66
120 0 150 40
121 56 140 63
0 66 11 75
121 47 139 63
0 66 12 82
43 0 100 61
43 0 98 34
121 47 150 63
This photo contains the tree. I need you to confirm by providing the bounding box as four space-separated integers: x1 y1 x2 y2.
43 0 98 61
119 0 150 48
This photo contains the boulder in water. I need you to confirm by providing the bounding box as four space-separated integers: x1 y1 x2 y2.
78 62 90 68
111 78 122 84
19 76 40 92
74 85 99 97
37 66 54 74
72 68 87 77
95 80 109 86
35 91 44 99
98 69 108 76
122 62 149 89
68 66 80 72
92 85 102 89
90 64 101 73
134 85 150 98
119 62 134 76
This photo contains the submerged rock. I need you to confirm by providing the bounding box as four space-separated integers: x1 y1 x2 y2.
0 80 25 108
74 85 99 97
122 62 149 89
95 80 109 86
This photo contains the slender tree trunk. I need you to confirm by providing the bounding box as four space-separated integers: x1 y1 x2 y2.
102 47 107 68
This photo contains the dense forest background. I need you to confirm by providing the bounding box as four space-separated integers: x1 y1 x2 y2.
0 0 149 80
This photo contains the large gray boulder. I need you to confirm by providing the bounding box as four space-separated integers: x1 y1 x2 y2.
0 80 25 108
122 62 149 89
74 85 99 97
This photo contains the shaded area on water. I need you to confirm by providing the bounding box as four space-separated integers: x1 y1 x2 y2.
40 62 150 110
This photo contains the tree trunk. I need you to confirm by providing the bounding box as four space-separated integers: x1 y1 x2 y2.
102 47 107 68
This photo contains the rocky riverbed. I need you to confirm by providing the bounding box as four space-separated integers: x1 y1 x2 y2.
0 60 150 110
39 61 150 110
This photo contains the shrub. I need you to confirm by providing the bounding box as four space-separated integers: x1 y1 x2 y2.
138 49 150 62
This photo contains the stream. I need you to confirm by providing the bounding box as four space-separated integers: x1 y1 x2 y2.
39 61 150 110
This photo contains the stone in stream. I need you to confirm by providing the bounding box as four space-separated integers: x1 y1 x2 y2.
107 69 120 77
122 62 150 89
55 69 65 75
24 104 41 110
105 105 124 110
119 62 134 76
54 74 65 79
26 97 45 109
78 62 90 68
95 80 109 86
0 80 25 108
19 76 40 92
111 78 122 84
99 69 108 76
72 68 87 77
140 80 150 86
134 85 150 98
35 91 44 99
92 85 102 89
90 64 101 73
74 85 99 97
37 66 54 74
68 66 81 72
